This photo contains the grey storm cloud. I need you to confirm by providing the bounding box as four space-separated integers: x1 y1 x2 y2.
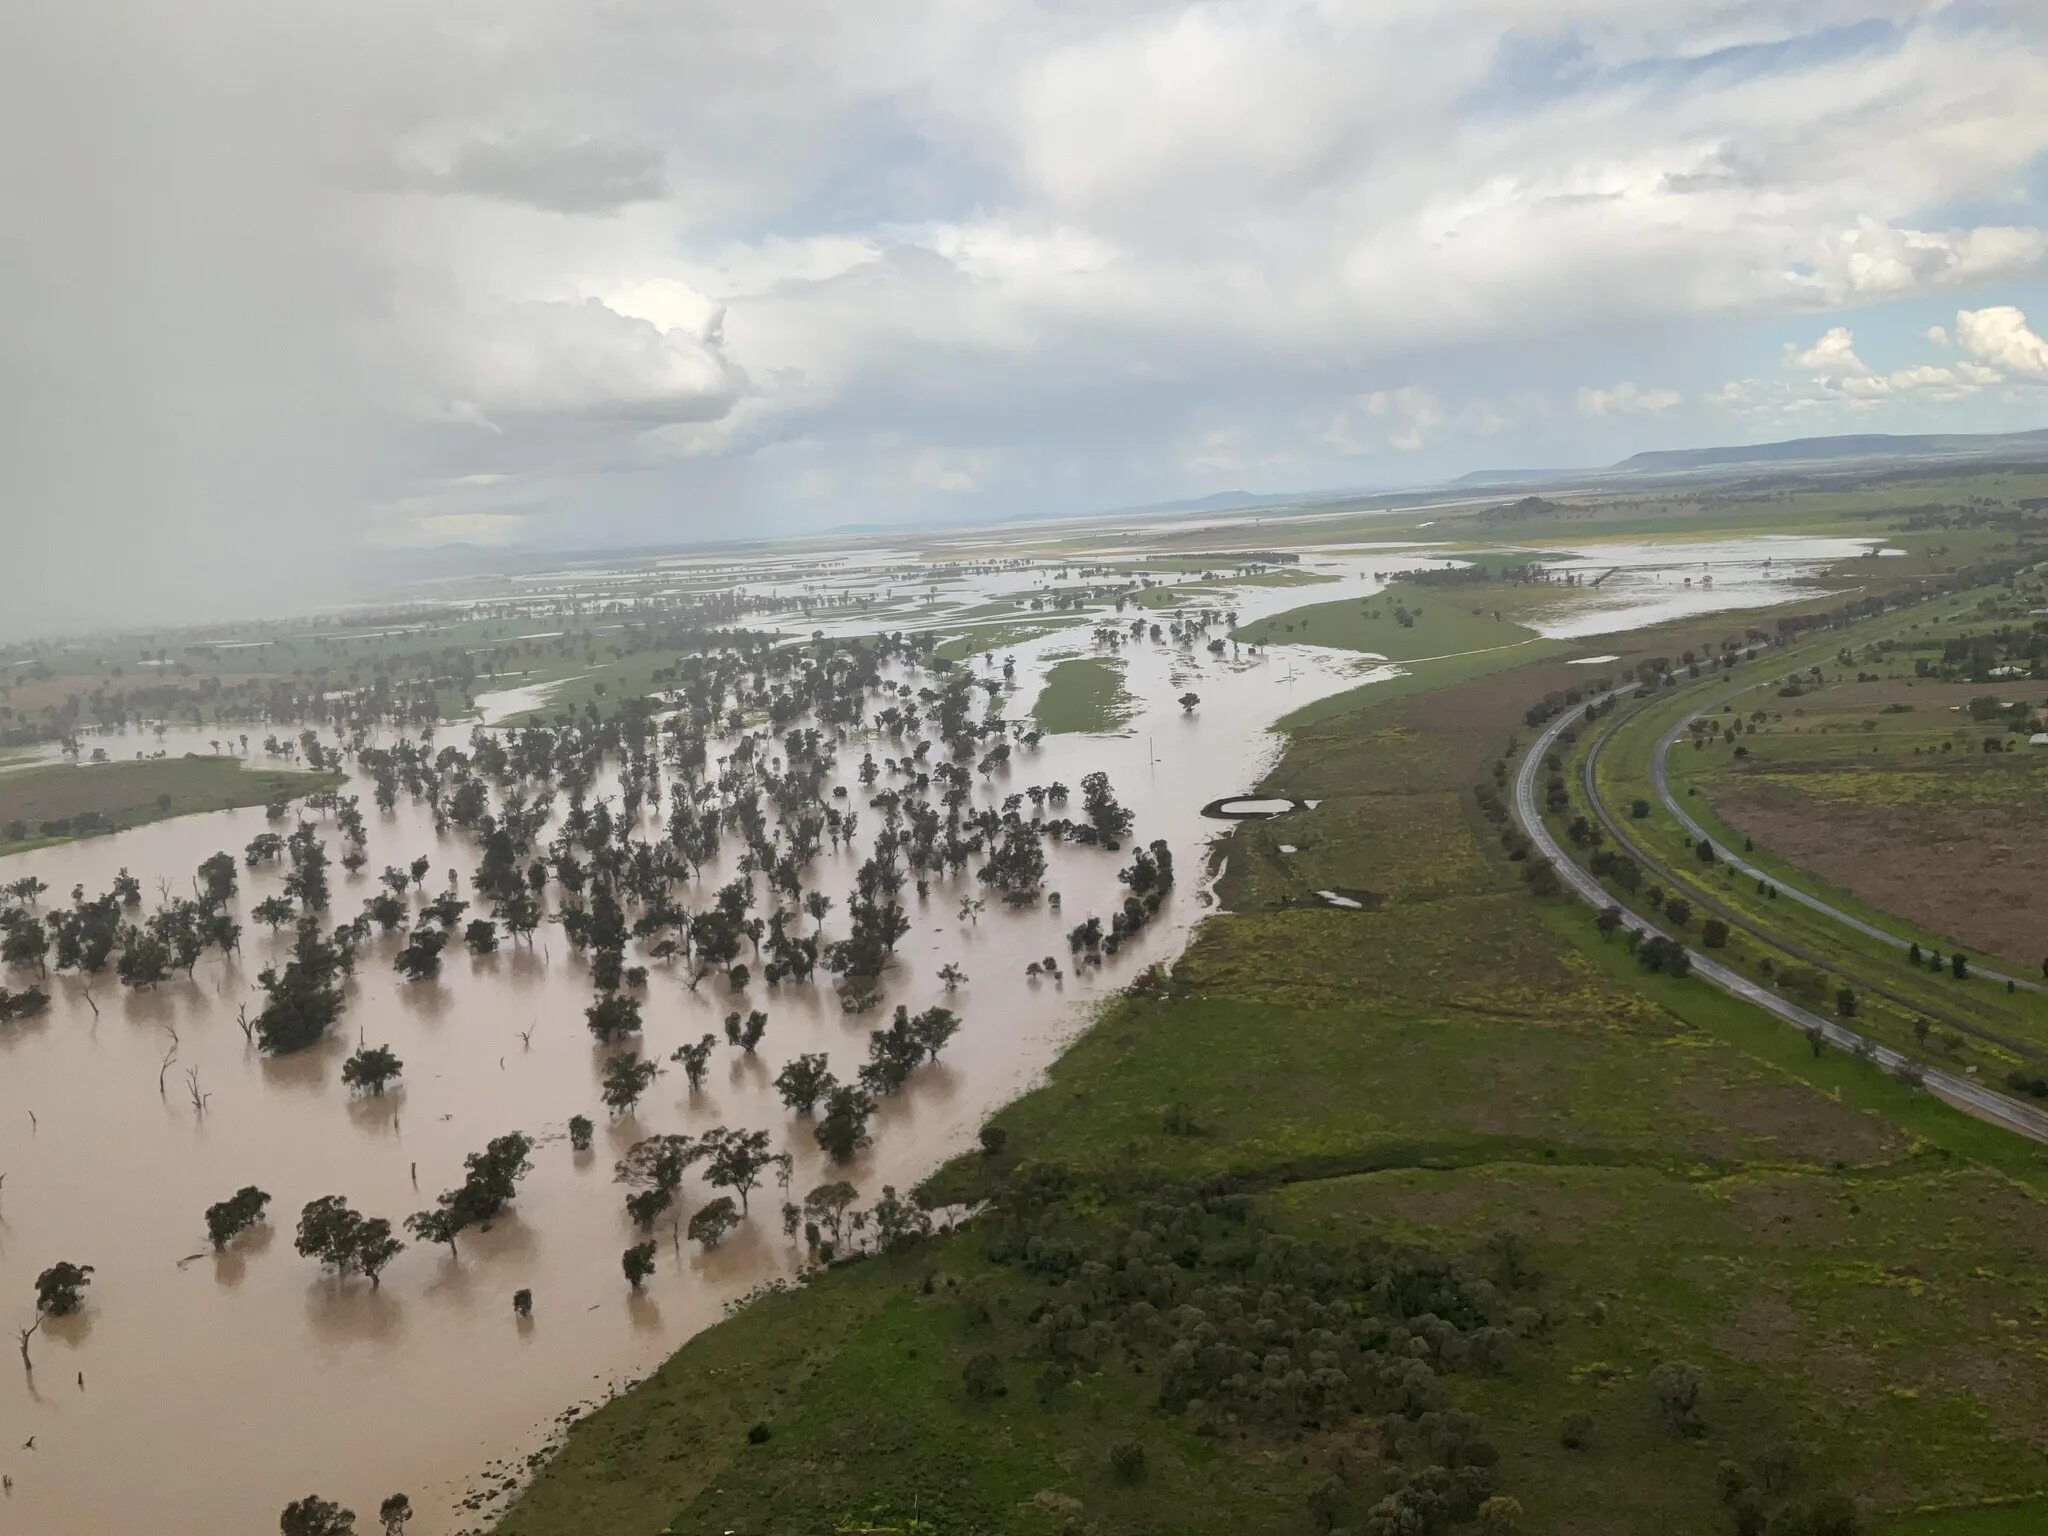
5 0 2048 636
385 133 670 214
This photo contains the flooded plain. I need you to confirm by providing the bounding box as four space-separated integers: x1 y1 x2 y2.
0 532 1856 1533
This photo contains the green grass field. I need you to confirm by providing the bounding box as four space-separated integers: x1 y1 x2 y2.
1032 655 1137 734
0 755 342 856
932 619 1079 663
1233 580 1556 658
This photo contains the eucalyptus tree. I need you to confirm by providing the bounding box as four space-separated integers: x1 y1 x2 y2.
670 1034 716 1091
204 1187 272 1251
622 1241 656 1290
699 1127 775 1214
773 1053 835 1116
341 1044 403 1096
687 1197 740 1251
600 1052 660 1116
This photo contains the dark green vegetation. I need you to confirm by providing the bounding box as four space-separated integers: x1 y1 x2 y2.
504 532 2048 1535
0 755 341 855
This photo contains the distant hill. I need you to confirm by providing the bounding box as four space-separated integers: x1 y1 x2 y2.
1450 467 1588 488
1116 490 1278 515
1614 427 2048 475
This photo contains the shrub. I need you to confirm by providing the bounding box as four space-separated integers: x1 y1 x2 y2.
963 1351 1006 1401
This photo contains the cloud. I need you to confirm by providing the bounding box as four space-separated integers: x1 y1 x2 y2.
1577 382 1682 416
11 0 2048 631
903 445 998 494
1806 224 2048 303
1323 388 1446 455
1716 309 2019 425
385 132 669 214
1956 305 2048 381
420 296 742 425
1785 326 1870 379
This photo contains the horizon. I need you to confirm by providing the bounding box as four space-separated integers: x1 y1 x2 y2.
10 3 2048 633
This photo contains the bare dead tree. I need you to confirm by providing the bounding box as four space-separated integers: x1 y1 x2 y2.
18 1314 42 1374
157 1023 180 1097
185 1067 210 1117
235 1004 254 1046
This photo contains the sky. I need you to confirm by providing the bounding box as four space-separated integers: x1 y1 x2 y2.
6 0 2048 632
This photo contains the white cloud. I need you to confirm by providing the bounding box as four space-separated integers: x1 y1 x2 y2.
411 296 742 426
1577 382 1682 417
1785 326 1871 379
1807 224 2048 303
1956 305 2048 381
1717 308 2021 426
1323 388 1446 455
903 445 999 494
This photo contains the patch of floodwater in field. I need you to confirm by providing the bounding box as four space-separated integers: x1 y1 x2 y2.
1520 535 1896 638
1567 654 1621 665
1199 796 1306 819
471 674 587 725
0 615 1388 1535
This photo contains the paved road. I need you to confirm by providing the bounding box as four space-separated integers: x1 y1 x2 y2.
1645 696 2048 996
1516 690 2048 1143
1583 699 2048 1064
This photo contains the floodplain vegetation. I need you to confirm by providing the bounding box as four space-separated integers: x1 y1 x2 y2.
6 477 2047 1536
497 491 2048 1536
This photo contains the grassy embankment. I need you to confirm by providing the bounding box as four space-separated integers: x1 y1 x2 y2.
0 756 342 857
501 583 2048 1536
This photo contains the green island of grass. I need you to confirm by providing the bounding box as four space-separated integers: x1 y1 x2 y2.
0 755 341 856
1032 655 1137 734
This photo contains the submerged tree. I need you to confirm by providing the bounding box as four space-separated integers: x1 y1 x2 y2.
687 1196 741 1251
279 1495 357 1536
601 1052 661 1116
205 1186 272 1251
699 1126 774 1213
341 1043 404 1096
295 1196 403 1286
622 1240 657 1290
33 1261 93 1317
814 1083 876 1164
670 1034 715 1092
773 1052 835 1116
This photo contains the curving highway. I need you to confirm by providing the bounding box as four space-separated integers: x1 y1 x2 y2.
1515 689 2048 1143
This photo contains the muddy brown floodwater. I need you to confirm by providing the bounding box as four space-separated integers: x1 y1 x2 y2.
0 624 1379 1535
0 538 1853 1534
